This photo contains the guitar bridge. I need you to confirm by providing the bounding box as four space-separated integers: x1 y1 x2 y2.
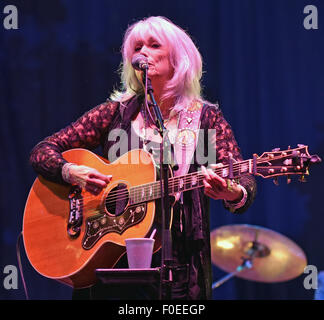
67 185 83 239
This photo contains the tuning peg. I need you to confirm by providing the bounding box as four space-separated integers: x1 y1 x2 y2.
299 175 307 183
273 177 279 186
287 175 291 184
297 144 305 148
272 148 280 152
311 155 322 164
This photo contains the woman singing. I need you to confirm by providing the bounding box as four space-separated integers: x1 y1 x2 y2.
30 16 257 300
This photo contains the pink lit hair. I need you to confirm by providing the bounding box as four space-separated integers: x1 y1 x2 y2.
110 16 204 112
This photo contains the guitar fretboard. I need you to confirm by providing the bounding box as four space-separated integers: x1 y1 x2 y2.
129 158 255 205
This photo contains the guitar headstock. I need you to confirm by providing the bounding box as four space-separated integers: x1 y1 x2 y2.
255 144 321 184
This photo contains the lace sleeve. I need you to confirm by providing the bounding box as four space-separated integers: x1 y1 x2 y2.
29 101 118 184
202 105 257 213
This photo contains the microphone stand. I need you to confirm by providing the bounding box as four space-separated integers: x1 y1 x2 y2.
142 70 175 300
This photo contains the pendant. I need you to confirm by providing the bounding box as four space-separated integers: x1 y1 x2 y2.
175 129 196 147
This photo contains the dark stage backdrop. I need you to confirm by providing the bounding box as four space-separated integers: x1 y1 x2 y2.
1 0 323 300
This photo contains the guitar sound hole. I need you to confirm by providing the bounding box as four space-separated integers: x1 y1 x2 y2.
105 183 129 217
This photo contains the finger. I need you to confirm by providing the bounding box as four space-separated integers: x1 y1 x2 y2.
204 181 222 195
201 165 210 179
203 182 212 197
208 164 225 182
203 180 217 195
209 163 223 169
206 169 227 189
89 171 112 183
204 183 222 200
87 177 108 189
85 184 102 195
207 168 216 177
203 179 212 189
215 176 228 189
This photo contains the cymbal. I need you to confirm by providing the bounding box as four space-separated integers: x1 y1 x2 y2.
210 224 307 283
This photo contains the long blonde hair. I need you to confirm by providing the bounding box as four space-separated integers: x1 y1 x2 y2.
110 16 204 112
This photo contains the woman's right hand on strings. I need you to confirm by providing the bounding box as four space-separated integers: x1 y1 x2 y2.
63 163 112 195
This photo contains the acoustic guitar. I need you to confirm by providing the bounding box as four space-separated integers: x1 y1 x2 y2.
23 145 320 288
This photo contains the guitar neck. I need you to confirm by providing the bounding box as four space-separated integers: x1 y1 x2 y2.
129 158 255 204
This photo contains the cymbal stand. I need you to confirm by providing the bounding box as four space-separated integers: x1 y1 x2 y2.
212 230 269 289
212 258 253 289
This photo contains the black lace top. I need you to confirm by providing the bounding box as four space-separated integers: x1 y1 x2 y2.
29 95 257 299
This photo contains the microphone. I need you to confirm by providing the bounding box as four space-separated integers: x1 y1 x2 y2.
131 54 149 71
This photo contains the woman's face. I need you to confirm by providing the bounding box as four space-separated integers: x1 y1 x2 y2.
132 35 174 82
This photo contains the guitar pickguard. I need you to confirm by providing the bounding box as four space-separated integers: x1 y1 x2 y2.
82 203 147 250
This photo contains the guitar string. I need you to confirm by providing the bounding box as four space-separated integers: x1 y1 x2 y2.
81 155 288 204
79 163 294 217
80 159 252 203
81 158 296 209
70 150 298 213
33 155 299 220
74 162 300 218
82 161 298 212
81 170 232 214
80 160 250 207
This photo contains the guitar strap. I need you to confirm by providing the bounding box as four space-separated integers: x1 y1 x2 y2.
119 96 203 199
173 100 204 200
